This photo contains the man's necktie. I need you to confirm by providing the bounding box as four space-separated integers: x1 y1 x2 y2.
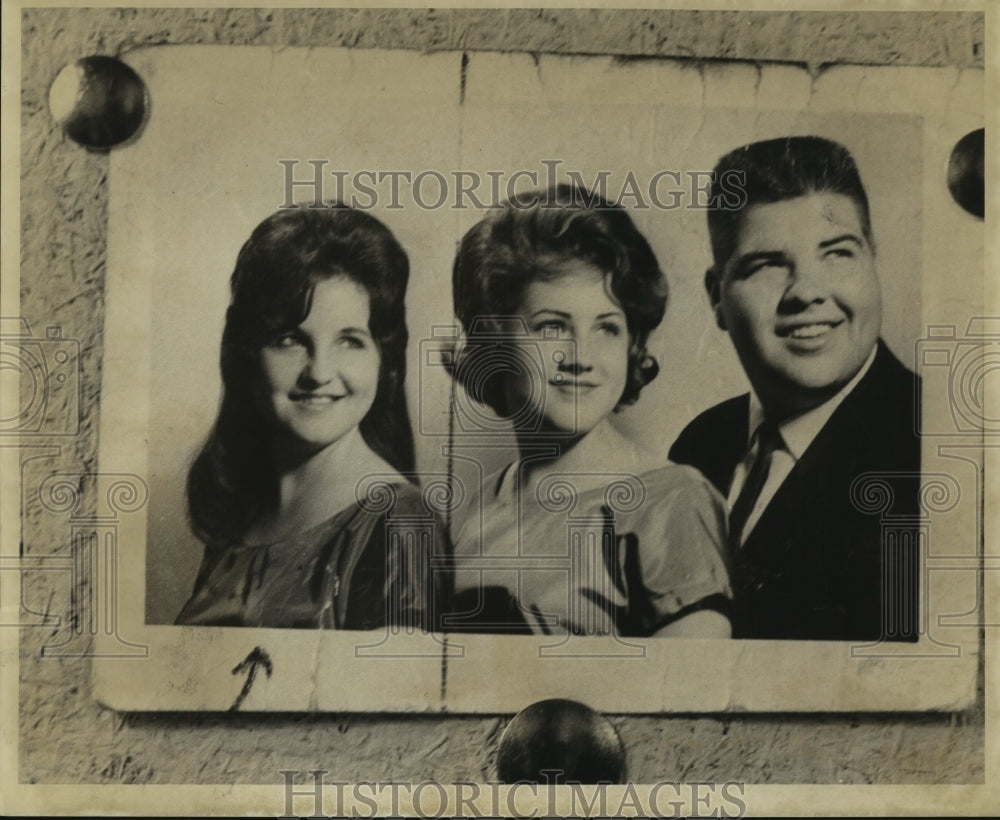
729 421 783 548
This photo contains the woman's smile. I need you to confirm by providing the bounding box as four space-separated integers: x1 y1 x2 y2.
550 376 600 391
289 390 351 407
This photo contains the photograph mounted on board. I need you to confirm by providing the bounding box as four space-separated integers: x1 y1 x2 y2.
90 44 981 713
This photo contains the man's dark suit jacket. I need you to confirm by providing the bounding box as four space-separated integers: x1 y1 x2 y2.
669 340 920 641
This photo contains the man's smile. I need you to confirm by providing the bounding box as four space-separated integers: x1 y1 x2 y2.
776 318 845 341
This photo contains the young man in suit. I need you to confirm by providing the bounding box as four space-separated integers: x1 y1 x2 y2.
670 136 920 641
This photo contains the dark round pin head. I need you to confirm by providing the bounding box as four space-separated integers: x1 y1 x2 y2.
495 698 626 784
48 56 147 150
947 128 984 219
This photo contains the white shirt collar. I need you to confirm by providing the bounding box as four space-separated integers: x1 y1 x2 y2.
747 345 878 460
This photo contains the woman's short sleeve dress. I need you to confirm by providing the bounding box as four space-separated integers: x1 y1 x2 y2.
448 463 731 635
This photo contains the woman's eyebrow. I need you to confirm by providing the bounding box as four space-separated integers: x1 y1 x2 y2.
529 309 571 319
595 310 624 320
339 325 372 336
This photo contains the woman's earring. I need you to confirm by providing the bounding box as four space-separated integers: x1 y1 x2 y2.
639 353 659 386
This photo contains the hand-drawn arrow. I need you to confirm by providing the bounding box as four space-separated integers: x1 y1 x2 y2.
229 646 274 711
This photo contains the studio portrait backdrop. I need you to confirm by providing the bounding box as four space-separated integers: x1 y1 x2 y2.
133 47 926 624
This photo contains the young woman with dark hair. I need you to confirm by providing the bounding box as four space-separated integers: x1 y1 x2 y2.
177 206 448 630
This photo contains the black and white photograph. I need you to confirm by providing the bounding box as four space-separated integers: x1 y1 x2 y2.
2 3 993 817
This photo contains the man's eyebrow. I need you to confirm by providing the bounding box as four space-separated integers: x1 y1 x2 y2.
729 250 785 274
819 233 864 249
736 250 784 262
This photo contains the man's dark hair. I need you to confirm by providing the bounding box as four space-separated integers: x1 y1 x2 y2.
707 136 873 268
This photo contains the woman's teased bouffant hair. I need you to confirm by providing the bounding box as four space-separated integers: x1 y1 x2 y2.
450 184 668 418
187 206 414 546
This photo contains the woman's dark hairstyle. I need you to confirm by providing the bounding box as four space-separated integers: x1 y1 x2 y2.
450 183 668 417
707 136 873 269
188 206 414 546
